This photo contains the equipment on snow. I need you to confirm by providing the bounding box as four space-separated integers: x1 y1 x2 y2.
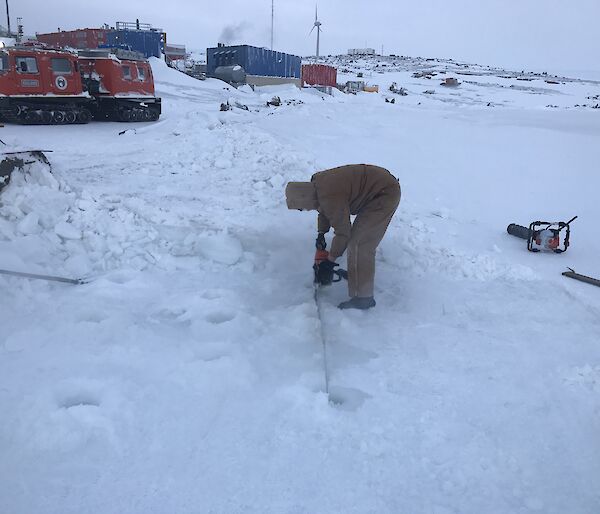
507 216 577 253
313 233 345 285
562 268 600 288
389 82 408 96
316 260 339 286
0 268 86 285
441 77 460 87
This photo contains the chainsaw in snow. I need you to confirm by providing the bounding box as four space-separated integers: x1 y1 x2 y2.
314 234 347 284
507 216 577 253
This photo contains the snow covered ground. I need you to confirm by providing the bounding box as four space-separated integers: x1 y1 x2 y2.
1 57 600 514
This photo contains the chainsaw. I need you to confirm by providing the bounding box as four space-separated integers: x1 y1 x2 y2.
507 216 577 253
314 234 347 284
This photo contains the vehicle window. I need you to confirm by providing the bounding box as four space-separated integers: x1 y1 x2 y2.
51 58 72 73
122 65 131 79
0 53 8 72
137 66 146 81
16 57 39 74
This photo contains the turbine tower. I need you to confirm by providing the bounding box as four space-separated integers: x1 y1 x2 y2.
309 5 322 63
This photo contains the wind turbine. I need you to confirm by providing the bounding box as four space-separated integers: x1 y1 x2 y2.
309 5 322 63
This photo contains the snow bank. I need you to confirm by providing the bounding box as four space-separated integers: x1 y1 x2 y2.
150 57 232 92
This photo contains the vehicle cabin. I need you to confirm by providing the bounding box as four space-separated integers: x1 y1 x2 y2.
0 47 84 97
78 49 155 98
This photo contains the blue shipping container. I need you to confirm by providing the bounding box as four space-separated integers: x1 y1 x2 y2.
207 45 301 79
105 30 163 58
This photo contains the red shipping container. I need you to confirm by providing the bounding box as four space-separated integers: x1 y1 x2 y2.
37 29 109 50
302 64 337 87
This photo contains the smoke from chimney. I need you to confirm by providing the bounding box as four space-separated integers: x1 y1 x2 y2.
218 22 250 45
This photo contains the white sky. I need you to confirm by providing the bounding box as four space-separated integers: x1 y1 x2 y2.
11 0 600 73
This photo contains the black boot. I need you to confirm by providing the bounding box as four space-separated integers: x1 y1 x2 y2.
338 296 376 310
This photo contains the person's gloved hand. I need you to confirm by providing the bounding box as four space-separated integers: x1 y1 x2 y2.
317 259 338 285
316 232 326 250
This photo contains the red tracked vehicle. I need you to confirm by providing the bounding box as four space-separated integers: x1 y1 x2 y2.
78 48 161 122
0 45 161 124
0 46 92 124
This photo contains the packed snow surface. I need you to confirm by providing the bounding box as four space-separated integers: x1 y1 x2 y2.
1 56 600 514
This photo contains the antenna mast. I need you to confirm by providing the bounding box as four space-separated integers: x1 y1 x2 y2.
270 0 274 50
5 0 11 36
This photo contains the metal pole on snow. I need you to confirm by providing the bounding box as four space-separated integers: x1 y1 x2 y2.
563 268 600 288
0 268 84 285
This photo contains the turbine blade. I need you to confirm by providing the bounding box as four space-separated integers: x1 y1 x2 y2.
309 25 315 36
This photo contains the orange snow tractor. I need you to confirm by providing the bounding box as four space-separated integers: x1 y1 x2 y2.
78 48 161 122
0 45 161 124
0 46 92 124
507 216 577 253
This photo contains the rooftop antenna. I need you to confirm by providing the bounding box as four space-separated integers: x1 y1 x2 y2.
270 0 274 50
5 0 11 36
309 4 322 63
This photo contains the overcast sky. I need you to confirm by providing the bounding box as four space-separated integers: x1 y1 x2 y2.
12 0 600 72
